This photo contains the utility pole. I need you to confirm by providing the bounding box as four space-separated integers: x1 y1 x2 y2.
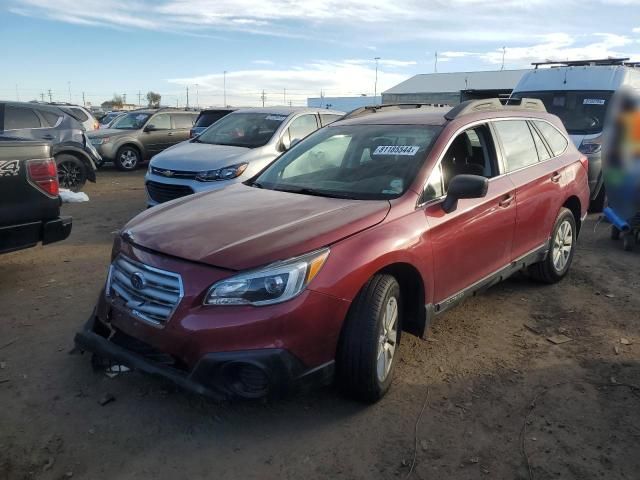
122 93 127 105
138 90 142 106
82 92 86 106
68 81 71 102
374 57 381 102
434 52 438 73
186 86 189 108
40 92 45 102
261 90 266 107
48 89 53 102
195 84 199 108
501 46 506 71
223 71 227 106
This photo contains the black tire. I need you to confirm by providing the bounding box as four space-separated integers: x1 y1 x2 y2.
528 207 577 284
56 154 87 192
622 234 634 252
336 274 401 403
589 184 606 213
115 145 141 171
611 225 621 241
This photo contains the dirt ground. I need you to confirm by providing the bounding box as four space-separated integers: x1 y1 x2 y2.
1 169 639 480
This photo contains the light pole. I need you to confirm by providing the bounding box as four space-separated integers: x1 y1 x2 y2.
195 84 199 108
374 57 381 104
223 71 227 107
68 81 71 103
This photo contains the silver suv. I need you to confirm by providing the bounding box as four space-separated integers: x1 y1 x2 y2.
144 107 344 206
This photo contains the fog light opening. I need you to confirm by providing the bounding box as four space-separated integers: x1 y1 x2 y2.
224 363 271 399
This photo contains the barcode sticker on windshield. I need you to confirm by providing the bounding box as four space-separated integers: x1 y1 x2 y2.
583 98 606 105
373 145 420 156
265 115 287 121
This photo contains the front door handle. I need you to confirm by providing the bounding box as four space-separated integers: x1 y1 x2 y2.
551 172 561 183
499 194 514 208
167 132 174 136
41 134 54 140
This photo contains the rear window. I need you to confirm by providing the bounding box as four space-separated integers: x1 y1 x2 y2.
514 90 613 135
194 111 231 128
534 121 569 156
4 106 42 129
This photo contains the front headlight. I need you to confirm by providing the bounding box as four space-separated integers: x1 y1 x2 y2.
195 163 248 182
203 249 329 306
91 137 109 145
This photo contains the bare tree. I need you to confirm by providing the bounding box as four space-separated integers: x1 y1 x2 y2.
147 91 161 108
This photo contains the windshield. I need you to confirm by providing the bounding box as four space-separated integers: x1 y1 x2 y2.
111 112 151 130
515 90 613 135
194 111 231 128
254 124 441 200
196 112 288 148
100 112 120 124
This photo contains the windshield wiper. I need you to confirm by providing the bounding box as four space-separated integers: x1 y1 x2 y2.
251 181 264 188
273 186 357 200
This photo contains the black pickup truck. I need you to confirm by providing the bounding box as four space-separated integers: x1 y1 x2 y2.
0 138 72 254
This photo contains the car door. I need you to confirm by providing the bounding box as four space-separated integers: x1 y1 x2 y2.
143 113 173 156
493 119 566 259
170 113 195 145
423 123 517 306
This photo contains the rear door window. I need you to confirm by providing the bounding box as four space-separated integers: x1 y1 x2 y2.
533 121 568 156
493 120 539 172
5 106 42 129
171 114 195 129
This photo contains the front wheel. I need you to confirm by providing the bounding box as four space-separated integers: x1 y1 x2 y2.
115 146 140 171
337 274 401 403
56 154 87 192
528 207 577 283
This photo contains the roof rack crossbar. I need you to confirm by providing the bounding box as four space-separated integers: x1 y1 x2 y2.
342 103 450 120
444 97 546 121
532 57 630 69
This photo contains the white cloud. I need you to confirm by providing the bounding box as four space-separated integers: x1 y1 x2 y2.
167 60 408 107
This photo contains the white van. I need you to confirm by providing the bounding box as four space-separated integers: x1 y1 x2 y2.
511 58 640 210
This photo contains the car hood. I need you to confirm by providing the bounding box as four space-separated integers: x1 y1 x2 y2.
150 142 252 171
123 184 390 270
87 128 135 138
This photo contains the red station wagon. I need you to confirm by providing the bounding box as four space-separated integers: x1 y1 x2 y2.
75 98 590 402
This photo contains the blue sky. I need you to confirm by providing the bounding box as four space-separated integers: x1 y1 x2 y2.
1 0 639 107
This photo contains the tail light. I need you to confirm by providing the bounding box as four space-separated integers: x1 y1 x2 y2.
94 120 99 130
579 155 589 173
578 136 602 154
189 129 194 138
27 158 59 197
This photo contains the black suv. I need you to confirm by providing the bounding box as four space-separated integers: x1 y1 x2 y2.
0 102 100 191
0 138 71 254
87 108 198 171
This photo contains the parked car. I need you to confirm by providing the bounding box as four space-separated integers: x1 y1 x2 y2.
144 107 344 206
0 102 100 191
98 111 125 129
75 99 589 402
87 108 198 171
190 108 235 138
45 102 100 131
512 57 640 211
0 138 72 254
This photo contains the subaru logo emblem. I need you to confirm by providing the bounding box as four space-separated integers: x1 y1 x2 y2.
161 169 174 177
131 271 146 290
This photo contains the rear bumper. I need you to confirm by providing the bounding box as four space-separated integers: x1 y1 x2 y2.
0 216 72 254
74 312 334 400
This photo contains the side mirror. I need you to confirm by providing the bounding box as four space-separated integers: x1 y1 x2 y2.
442 174 489 213
144 124 156 132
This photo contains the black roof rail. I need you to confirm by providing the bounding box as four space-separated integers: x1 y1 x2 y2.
342 103 450 120
444 97 546 121
532 57 630 69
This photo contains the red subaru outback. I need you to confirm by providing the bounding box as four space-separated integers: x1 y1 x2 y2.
75 99 590 402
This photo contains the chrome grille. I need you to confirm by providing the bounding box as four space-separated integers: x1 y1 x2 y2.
106 255 184 327
150 166 197 180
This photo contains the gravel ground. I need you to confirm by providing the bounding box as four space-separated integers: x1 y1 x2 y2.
1 169 639 480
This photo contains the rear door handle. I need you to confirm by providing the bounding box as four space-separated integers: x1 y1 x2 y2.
551 172 561 183
499 194 514 208
167 132 174 136
41 135 54 140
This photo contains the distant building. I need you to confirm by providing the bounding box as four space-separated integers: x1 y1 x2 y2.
382 70 530 105
307 96 382 112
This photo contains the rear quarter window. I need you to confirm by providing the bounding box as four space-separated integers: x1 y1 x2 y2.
70 107 89 122
534 121 568 156
39 110 62 127
172 114 195 129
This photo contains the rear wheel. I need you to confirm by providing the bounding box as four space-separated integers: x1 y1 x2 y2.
56 154 87 192
115 146 140 171
529 207 576 283
337 274 401 403
622 233 634 251
611 225 621 241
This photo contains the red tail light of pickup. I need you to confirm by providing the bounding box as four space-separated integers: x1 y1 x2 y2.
27 158 59 197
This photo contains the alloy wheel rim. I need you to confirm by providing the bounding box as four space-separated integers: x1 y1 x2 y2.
377 296 398 382
552 220 573 272
120 150 137 168
58 162 81 189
